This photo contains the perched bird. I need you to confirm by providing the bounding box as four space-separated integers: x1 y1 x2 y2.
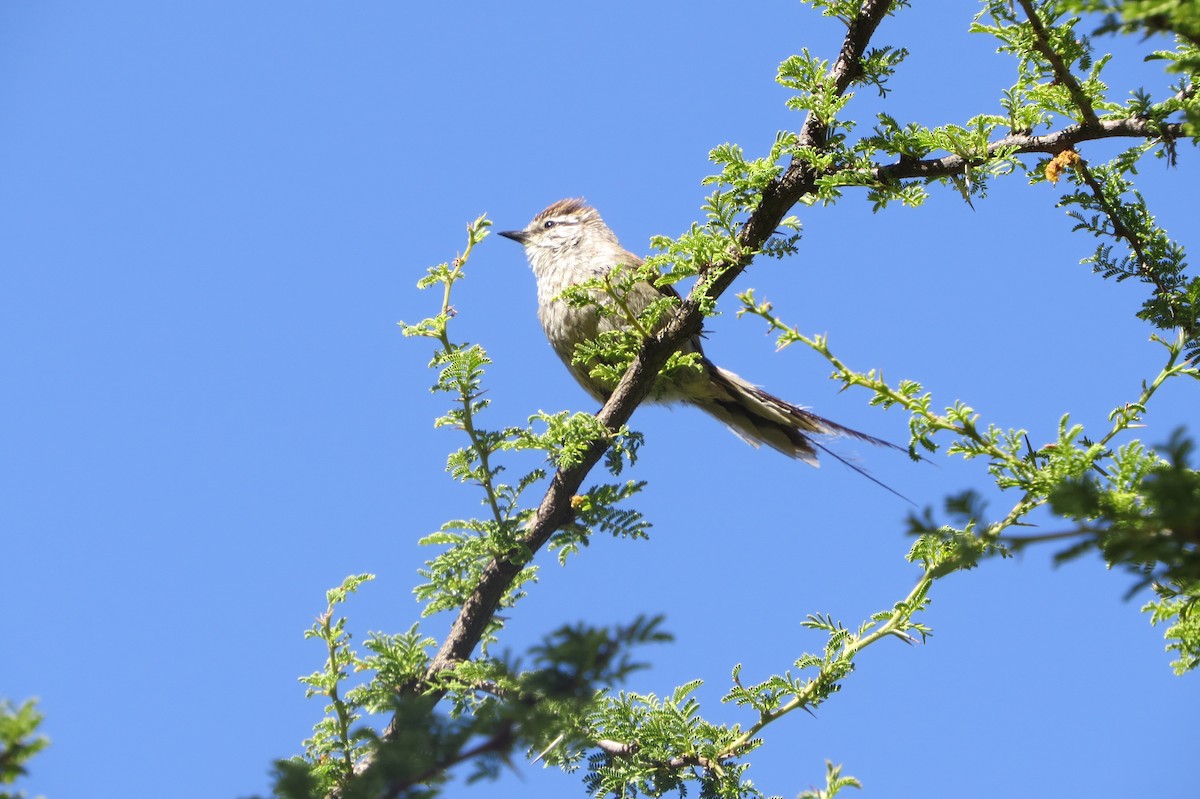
499 198 903 469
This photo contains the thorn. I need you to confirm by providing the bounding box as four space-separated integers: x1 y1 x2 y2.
531 733 565 765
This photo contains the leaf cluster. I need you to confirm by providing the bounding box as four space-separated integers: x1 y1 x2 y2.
1047 429 1200 589
1077 0 1200 84
272 571 672 799
1053 145 1200 360
583 681 758 799
0 699 48 799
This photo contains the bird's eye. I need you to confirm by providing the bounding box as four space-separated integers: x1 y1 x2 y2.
542 220 557 229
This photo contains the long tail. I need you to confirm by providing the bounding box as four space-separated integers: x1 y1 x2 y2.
692 361 911 496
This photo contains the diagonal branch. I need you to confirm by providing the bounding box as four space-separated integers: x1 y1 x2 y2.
1073 157 1155 270
1015 0 1100 126
409 0 897 691
377 722 516 799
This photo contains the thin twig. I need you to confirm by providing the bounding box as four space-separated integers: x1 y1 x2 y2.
1015 0 1100 126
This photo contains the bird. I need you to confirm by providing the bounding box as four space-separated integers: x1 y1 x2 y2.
498 197 905 471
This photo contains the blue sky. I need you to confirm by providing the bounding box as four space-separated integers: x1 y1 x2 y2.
2 2 1197 798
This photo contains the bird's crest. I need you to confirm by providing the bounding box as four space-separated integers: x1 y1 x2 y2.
533 197 592 223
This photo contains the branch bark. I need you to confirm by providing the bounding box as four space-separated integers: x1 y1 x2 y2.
875 117 1185 183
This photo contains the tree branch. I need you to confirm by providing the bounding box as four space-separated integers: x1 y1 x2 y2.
712 0 897 298
408 0 897 697
875 116 1185 183
1015 0 1100 126
377 722 516 799
1074 156 1156 268
594 737 729 777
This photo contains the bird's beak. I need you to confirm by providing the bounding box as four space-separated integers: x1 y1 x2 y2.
498 230 528 244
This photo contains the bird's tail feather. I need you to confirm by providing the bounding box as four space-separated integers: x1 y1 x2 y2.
694 363 910 496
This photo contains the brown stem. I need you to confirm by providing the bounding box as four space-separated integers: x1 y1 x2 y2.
1015 0 1100 126
875 117 1184 183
